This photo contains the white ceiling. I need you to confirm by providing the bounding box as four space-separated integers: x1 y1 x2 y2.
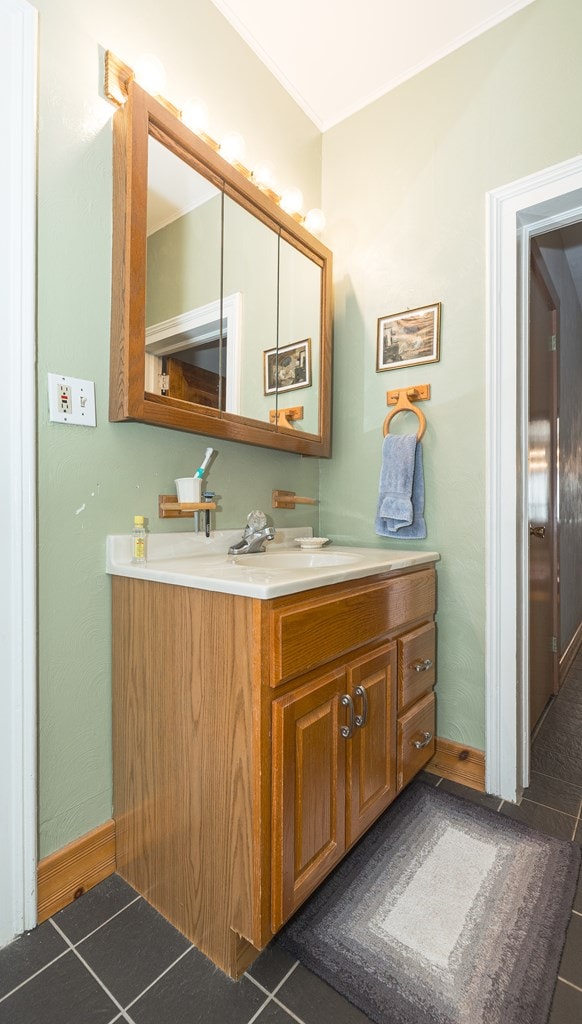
210 0 536 131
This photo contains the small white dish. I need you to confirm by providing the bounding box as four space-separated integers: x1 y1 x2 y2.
294 537 330 549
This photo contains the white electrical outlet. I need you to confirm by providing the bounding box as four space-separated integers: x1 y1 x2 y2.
48 374 96 426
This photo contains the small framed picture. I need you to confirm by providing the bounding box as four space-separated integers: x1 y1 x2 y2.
264 339 312 395
376 303 441 372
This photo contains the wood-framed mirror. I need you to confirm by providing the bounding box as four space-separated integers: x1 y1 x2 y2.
108 68 332 457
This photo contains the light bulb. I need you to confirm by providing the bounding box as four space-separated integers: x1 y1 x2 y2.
280 186 304 216
133 54 167 96
252 162 274 190
181 98 209 136
220 131 245 164
304 208 326 235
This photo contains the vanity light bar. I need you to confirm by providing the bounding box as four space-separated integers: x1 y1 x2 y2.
103 50 319 230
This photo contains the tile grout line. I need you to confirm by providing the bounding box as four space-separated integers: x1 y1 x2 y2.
56 899 198 1020
245 974 273 998
245 959 300 1001
72 894 143 948
271 992 310 1024
50 918 130 1020
520 796 578 821
245 960 305 1024
245 993 275 1024
266 961 308 1024
0 885 146 1009
0 945 71 1004
571 797 582 842
123 944 194 1013
528 767 582 789
270 959 300 998
557 976 582 994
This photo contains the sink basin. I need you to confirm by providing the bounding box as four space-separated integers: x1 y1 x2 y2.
233 551 359 569
106 530 439 600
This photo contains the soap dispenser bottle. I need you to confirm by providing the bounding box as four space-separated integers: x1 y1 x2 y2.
131 515 147 564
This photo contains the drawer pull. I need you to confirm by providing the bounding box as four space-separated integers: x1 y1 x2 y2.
412 731 433 749
412 658 433 673
340 694 355 739
354 685 368 728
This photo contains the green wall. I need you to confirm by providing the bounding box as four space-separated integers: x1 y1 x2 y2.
37 0 582 859
35 0 322 858
320 0 582 748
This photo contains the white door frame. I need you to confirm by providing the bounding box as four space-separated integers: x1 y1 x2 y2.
0 0 38 945
486 155 582 802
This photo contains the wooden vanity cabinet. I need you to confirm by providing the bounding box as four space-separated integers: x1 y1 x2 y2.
111 562 436 980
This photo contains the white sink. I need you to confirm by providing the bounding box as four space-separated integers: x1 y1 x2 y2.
106 529 439 599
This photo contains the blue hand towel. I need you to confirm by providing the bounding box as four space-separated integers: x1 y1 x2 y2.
375 433 427 539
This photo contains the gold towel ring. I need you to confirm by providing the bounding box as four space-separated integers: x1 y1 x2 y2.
383 389 426 440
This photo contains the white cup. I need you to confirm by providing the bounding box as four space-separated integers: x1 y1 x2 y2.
175 477 201 503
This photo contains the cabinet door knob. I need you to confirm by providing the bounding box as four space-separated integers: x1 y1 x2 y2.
412 731 433 749
412 658 433 672
353 685 368 728
340 694 355 739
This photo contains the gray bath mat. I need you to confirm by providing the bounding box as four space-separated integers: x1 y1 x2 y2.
277 782 580 1024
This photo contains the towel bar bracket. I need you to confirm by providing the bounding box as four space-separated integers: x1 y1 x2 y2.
386 384 430 405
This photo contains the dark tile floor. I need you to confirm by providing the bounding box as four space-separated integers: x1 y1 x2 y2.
1 657 581 1024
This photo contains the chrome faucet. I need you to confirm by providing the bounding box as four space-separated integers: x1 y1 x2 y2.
228 511 275 554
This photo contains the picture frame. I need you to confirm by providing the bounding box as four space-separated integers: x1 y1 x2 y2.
376 302 441 372
264 339 312 395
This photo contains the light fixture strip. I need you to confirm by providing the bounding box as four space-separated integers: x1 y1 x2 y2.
103 50 322 233
104 51 134 107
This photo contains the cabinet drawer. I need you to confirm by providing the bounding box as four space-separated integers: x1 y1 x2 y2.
397 691 435 791
270 568 435 686
398 622 435 712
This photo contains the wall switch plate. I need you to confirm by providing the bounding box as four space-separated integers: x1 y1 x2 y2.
48 374 96 426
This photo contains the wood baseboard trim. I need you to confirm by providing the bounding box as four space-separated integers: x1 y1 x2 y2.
424 737 485 792
37 820 116 923
560 621 582 684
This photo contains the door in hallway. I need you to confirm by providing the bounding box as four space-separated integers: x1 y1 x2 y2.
528 245 559 731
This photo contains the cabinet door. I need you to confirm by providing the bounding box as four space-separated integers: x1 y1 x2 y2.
346 643 397 847
271 669 347 931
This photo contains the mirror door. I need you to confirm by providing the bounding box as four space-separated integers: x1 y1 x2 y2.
109 78 332 456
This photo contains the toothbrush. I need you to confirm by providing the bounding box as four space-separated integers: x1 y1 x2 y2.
195 447 215 479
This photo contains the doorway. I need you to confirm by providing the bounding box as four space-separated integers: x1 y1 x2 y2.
528 242 559 733
486 156 582 802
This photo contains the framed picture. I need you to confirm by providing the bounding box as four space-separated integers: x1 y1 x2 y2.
376 302 441 372
264 339 312 395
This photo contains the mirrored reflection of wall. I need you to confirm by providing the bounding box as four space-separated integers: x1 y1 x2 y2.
146 137 224 408
223 195 278 423
277 239 321 434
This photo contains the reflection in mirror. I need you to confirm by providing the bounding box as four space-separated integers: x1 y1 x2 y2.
145 137 225 409
108 76 333 456
222 195 279 423
277 238 322 435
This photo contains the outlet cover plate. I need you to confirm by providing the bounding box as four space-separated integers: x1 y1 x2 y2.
48 373 96 426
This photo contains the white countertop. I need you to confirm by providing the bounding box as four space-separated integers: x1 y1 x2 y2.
106 529 439 600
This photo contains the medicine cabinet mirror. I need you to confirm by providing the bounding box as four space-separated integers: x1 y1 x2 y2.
109 75 332 456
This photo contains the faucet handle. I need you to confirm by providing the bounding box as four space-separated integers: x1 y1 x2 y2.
247 510 267 531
